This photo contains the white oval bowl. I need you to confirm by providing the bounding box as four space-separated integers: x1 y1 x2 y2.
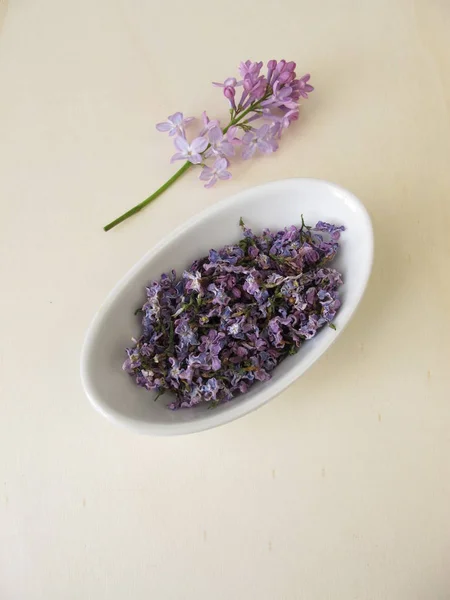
81 178 373 435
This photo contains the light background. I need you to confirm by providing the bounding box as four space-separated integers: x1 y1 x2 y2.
1 0 450 598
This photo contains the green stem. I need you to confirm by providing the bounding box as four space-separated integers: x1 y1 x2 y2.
103 94 270 231
103 162 192 231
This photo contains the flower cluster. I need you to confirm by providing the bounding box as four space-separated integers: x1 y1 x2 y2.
156 60 313 188
123 218 344 409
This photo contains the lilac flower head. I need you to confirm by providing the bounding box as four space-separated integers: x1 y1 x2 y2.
156 112 194 136
171 135 208 164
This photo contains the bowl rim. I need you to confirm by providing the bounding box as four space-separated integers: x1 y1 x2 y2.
80 177 374 436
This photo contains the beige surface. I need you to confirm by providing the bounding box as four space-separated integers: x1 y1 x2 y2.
1 0 450 598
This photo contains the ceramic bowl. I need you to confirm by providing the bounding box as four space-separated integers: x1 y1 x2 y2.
81 178 373 435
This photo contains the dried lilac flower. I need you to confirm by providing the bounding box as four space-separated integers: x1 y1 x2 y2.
123 217 345 409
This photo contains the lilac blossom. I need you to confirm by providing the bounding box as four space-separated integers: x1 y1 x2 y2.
296 74 314 99
105 59 314 231
241 124 278 159
205 126 235 158
156 112 194 136
171 135 208 164
199 157 232 188
199 111 220 136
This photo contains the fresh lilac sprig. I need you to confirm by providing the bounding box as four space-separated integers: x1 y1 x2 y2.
104 60 314 231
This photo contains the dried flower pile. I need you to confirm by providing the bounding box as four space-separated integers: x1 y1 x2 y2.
123 219 344 409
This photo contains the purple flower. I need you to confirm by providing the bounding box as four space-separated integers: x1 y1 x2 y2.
241 125 278 159
250 356 271 381
213 77 242 110
171 135 208 164
187 352 209 370
268 318 285 348
213 77 241 89
199 330 225 371
301 243 320 264
207 283 230 306
262 80 297 110
295 74 314 99
314 221 346 240
156 112 194 136
225 126 241 147
199 157 232 188
243 273 260 296
318 289 341 322
265 108 299 136
298 315 321 339
239 60 263 79
205 126 235 159
243 74 267 101
183 270 203 294
270 60 296 86
199 111 220 136
200 377 220 402
175 316 198 347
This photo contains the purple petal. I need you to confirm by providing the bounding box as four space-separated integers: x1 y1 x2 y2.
256 140 272 154
204 175 218 188
214 157 228 171
208 126 223 145
220 141 235 157
191 136 208 153
218 170 232 180
242 145 255 160
188 152 203 165
170 152 185 163
199 166 214 180
156 122 172 132
174 136 189 151
169 112 183 125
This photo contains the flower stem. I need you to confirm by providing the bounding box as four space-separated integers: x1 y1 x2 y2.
103 93 270 231
103 161 192 231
